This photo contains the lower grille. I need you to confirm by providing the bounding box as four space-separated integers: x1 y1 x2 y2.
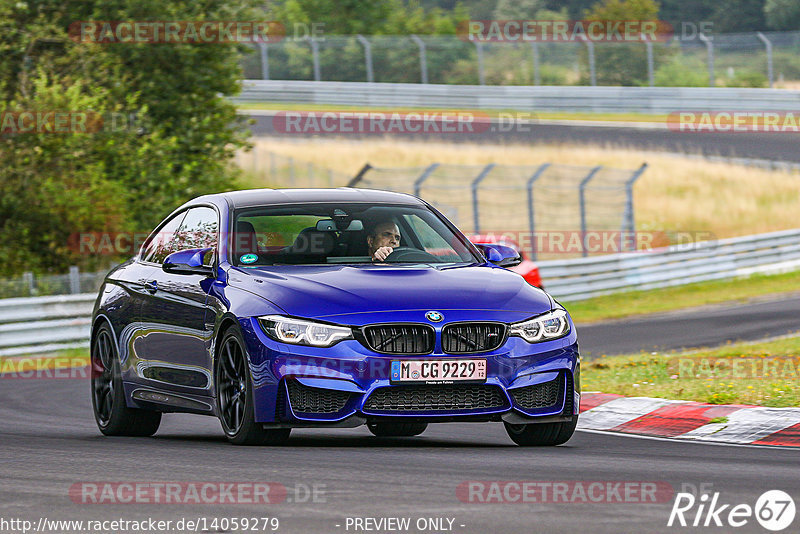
364 384 507 413
361 324 434 354
287 380 352 414
510 375 562 410
442 322 506 354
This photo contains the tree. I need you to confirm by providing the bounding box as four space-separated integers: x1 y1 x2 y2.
710 0 767 32
0 0 255 275
765 0 800 30
493 0 545 19
582 0 664 86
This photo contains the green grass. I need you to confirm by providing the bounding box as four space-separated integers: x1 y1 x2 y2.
564 270 800 325
583 336 800 407
0 347 89 374
236 101 667 123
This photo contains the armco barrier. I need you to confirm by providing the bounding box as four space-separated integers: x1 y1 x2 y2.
1 229 799 356
538 229 800 300
0 294 95 357
235 80 800 114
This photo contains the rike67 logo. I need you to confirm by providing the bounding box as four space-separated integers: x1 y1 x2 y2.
668 489 795 531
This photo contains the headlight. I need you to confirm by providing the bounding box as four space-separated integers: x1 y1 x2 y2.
509 309 570 343
258 315 353 347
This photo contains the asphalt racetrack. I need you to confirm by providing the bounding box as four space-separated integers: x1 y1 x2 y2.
577 293 800 357
246 111 800 162
1 377 798 534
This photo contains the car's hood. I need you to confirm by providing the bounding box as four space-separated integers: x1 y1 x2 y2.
229 264 552 325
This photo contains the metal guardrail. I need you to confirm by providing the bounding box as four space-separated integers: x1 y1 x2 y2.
0 294 95 357
538 228 800 300
236 80 800 114
2 228 799 356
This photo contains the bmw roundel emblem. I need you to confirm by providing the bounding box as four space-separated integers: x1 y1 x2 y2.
426 311 443 322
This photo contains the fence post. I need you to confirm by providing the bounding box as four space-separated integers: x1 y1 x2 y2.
579 36 596 86
347 163 373 187
23 272 34 296
531 42 541 85
308 37 321 81
69 266 80 294
643 34 654 87
471 164 496 234
475 41 486 85
526 163 551 260
621 163 648 252
698 33 714 87
756 32 774 88
356 34 374 83
579 166 603 257
257 42 270 80
410 35 428 84
413 163 440 197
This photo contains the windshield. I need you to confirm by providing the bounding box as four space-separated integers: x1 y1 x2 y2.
232 203 480 266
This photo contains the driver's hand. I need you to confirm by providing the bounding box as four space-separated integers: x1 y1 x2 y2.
372 246 393 262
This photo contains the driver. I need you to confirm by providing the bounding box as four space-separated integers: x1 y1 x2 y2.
367 220 401 262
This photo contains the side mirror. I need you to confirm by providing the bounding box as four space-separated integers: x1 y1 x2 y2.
474 243 522 268
163 247 215 276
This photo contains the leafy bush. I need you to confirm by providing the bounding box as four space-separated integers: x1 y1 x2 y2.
0 0 254 276
654 56 709 87
723 69 768 88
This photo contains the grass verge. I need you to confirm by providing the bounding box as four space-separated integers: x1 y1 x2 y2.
583 336 800 407
0 348 89 377
242 138 800 241
564 270 800 325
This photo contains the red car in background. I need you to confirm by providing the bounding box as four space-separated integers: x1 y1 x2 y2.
469 234 543 288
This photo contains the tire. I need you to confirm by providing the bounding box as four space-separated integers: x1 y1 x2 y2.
216 326 291 446
367 421 428 437
504 416 578 446
91 323 161 437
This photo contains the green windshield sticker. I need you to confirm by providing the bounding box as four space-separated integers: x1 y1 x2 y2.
240 253 258 264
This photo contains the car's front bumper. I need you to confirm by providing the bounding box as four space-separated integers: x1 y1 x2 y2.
239 317 580 426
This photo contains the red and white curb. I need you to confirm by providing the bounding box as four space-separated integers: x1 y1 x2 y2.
578 393 800 447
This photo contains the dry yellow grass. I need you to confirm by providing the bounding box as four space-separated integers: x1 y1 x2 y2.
240 138 800 239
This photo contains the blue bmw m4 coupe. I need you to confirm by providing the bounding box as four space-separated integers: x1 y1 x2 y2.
90 188 580 446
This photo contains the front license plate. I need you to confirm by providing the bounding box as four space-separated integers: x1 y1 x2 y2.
390 359 487 384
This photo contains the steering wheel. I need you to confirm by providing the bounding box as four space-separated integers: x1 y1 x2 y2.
384 246 440 263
